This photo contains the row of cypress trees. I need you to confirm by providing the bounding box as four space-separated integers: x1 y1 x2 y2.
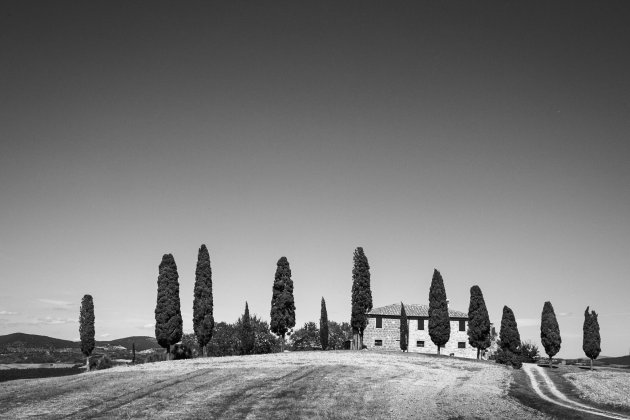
397 270 492 357
497 302 601 369
389 267 601 368
154 246 216 359
81 244 601 367
154 246 298 358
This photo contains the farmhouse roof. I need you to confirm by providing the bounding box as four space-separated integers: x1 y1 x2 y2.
368 303 468 319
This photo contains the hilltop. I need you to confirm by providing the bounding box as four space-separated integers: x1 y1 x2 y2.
0 351 546 419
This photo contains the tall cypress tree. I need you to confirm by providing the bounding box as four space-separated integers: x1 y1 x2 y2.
193 244 214 357
499 305 521 354
582 306 601 370
540 301 561 367
351 247 372 349
79 294 95 371
240 302 255 355
400 302 408 352
467 285 491 359
428 269 450 354
270 256 295 351
498 305 522 368
320 297 329 350
155 253 183 360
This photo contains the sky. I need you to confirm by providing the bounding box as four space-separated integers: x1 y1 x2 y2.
1 1 629 358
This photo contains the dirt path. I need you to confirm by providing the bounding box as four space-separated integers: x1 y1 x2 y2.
522 364 630 420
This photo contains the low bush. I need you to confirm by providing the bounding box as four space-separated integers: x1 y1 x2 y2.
96 355 113 370
520 341 540 364
145 353 166 363
495 348 522 369
172 344 192 360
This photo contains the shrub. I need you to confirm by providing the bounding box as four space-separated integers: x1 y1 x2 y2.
520 341 540 363
96 354 113 370
145 352 166 363
495 348 522 369
172 344 193 360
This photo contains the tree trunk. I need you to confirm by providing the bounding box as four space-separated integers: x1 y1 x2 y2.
477 348 480 360
352 332 358 350
202 345 207 358
549 356 553 368
437 345 441 355
281 334 285 352
590 358 593 370
85 355 90 372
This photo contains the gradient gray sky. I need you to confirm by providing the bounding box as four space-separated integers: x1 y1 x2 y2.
1 1 629 357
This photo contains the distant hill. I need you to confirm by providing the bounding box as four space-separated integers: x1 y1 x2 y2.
0 333 79 349
599 355 630 366
0 333 160 352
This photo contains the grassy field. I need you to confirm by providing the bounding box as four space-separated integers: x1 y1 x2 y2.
0 351 546 419
564 367 630 411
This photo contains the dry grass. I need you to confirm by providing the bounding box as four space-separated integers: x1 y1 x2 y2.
0 350 547 419
564 369 630 409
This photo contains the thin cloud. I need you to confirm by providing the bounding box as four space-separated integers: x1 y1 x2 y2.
0 310 18 315
598 312 630 318
515 318 539 327
37 299 74 307
142 323 155 329
33 316 76 325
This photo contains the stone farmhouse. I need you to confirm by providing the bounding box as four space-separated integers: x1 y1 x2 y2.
363 302 482 359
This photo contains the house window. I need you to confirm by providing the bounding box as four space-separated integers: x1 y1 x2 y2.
416 341 425 347
417 319 424 330
375 340 383 346
458 342 466 349
459 320 466 331
376 317 382 328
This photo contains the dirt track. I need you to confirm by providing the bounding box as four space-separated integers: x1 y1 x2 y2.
522 364 630 420
0 351 546 419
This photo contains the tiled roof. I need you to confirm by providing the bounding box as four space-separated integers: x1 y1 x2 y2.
368 303 468 319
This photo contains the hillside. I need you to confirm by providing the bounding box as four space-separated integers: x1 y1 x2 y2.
0 351 546 419
0 333 159 351
0 333 79 349
600 355 630 366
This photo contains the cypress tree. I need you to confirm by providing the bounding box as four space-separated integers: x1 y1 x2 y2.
155 253 183 360
351 247 372 349
582 306 601 370
428 269 450 354
270 256 295 352
540 301 561 367
400 302 408 352
79 294 95 371
499 305 521 354
193 244 214 357
498 305 522 368
240 301 255 355
467 285 491 359
320 297 329 350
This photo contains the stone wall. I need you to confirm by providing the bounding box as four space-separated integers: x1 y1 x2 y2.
363 316 478 359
